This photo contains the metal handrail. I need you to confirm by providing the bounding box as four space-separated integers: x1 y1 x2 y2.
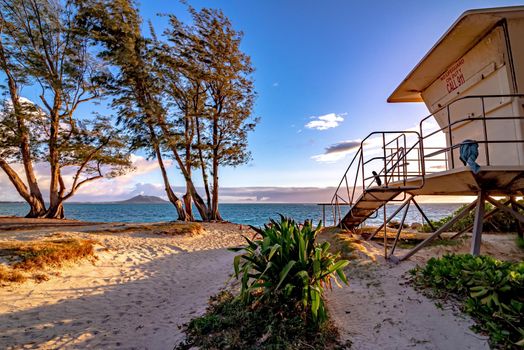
330 93 524 227
420 94 524 170
330 130 424 226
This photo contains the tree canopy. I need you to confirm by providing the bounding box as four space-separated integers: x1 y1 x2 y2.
0 0 257 221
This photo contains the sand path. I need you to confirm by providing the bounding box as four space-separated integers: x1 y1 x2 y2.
326 241 491 350
0 223 247 349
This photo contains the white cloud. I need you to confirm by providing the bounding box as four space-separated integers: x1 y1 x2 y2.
311 152 348 163
272 82 279 87
305 113 345 131
311 120 446 164
0 154 167 202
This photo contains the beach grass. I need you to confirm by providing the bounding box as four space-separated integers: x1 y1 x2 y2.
317 227 360 260
89 222 204 236
0 265 27 283
0 238 96 284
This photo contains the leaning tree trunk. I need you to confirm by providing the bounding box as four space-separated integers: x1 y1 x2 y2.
210 159 223 221
26 197 47 218
46 201 65 219
195 116 212 210
154 142 188 221
46 101 63 219
183 187 193 220
157 117 209 221
0 41 46 218
0 158 47 217
209 112 222 221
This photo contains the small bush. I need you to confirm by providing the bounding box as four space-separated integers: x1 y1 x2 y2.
410 254 524 349
420 201 524 233
0 265 27 283
517 236 524 250
231 216 349 325
33 273 50 283
177 290 350 350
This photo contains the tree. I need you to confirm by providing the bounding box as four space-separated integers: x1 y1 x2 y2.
75 0 197 220
151 7 258 221
0 0 132 218
0 11 46 217
77 1 258 222
188 8 258 220
153 15 209 221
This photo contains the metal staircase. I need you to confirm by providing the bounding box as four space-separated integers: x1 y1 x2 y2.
331 131 426 229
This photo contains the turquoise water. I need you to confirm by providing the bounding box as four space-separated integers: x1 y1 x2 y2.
0 202 462 227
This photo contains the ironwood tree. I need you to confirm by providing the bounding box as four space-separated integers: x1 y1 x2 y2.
0 0 132 218
75 0 202 221
190 8 257 220
77 1 258 222
156 8 258 221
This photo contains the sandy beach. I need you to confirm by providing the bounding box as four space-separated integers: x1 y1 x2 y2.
0 219 522 349
0 220 250 349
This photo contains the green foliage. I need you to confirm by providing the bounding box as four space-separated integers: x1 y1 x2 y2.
420 202 524 233
411 254 524 348
0 0 132 217
77 1 259 221
517 236 524 250
176 290 350 350
231 216 349 325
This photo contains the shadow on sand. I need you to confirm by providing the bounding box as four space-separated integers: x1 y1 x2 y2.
0 243 237 349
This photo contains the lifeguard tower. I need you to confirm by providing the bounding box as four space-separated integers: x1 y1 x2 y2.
330 6 524 261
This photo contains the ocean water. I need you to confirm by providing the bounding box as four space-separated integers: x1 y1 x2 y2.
0 202 463 227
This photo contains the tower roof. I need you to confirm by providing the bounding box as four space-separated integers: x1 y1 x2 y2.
388 6 524 103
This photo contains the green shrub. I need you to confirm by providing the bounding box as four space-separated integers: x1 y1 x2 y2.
231 216 349 325
176 290 350 350
420 201 524 233
410 254 524 349
517 236 524 250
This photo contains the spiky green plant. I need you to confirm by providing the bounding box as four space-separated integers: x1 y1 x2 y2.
231 216 349 325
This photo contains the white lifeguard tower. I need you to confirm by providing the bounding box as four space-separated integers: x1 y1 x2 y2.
330 6 524 260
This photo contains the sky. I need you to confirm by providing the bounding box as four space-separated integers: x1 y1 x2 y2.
1 0 523 203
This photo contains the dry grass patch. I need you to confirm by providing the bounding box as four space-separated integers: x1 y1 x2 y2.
149 222 204 236
318 227 384 263
0 238 96 285
0 265 27 283
89 222 205 236
357 227 462 249
317 227 358 260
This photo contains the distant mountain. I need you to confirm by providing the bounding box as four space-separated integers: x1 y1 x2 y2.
117 195 168 204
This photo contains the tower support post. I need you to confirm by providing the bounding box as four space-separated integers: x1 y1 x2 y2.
470 191 486 256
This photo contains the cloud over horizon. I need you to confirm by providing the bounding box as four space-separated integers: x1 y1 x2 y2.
312 139 363 162
305 113 345 131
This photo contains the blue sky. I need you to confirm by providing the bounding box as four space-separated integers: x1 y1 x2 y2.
2 0 523 202
137 0 520 189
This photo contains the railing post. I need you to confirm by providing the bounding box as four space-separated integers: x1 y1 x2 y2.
447 104 455 169
361 149 365 193
481 96 490 166
382 133 387 187
322 204 326 227
383 205 387 258
344 175 350 205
